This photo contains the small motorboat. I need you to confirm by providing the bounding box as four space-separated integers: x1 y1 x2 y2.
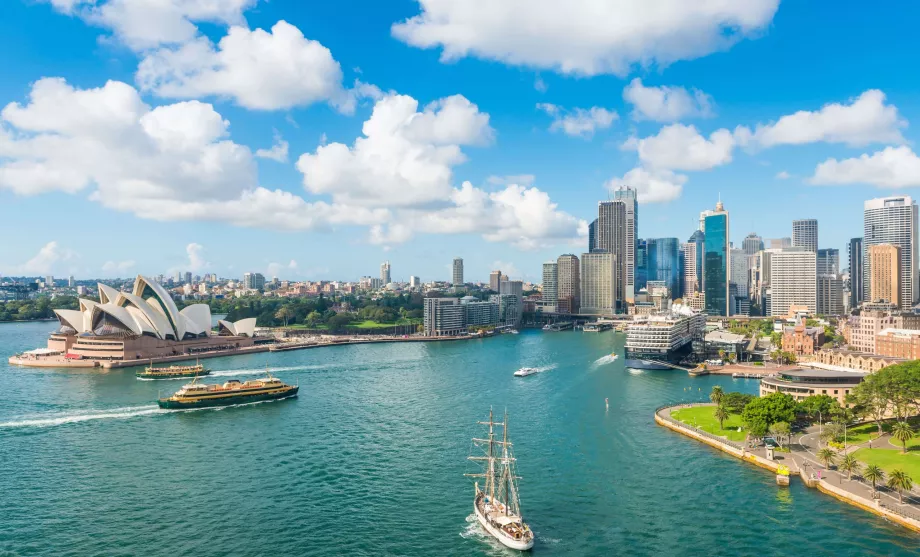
514 367 539 377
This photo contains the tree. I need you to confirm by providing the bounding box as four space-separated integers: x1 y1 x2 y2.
864 465 885 494
820 423 844 446
817 447 837 469
887 469 914 504
891 421 915 454
795 394 837 423
713 405 729 430
274 306 294 327
742 392 797 436
305 311 322 327
838 454 860 480
769 421 791 448
722 392 755 414
709 386 724 406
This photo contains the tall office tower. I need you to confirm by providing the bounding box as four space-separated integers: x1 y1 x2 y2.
848 237 864 309
770 249 817 316
703 200 730 316
792 219 818 252
489 270 502 292
596 200 627 309
680 242 698 296
380 261 391 285
556 254 580 315
499 279 524 322
635 239 648 292
730 247 748 295
687 230 705 295
452 257 464 286
767 238 792 249
409 276 420 288
68 275 74 287
174 271 182 283
613 185 638 303
580 252 617 316
542 262 558 312
864 196 918 310
500 273 508 282
868 244 901 306
742 233 764 256
45 275 53 287
816 249 840 276
646 238 680 296
817 275 844 316
184 272 192 285
699 209 716 232
588 219 597 252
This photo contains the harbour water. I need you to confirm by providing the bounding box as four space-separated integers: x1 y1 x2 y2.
1 321 919 556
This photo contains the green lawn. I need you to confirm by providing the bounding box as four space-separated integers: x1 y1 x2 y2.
852 447 920 483
671 406 747 442
845 416 920 445
352 318 420 329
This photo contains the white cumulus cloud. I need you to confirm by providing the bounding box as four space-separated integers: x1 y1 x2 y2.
16 241 78 275
101 259 136 273
605 167 686 204
137 21 375 112
810 146 920 188
536 103 617 138
255 131 289 162
392 0 780 76
624 124 734 171
623 78 714 122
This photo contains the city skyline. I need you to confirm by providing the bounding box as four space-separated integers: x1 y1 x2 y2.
2 2 920 282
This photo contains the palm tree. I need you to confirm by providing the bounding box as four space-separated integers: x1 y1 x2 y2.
817 447 837 469
838 454 860 480
709 386 724 405
891 421 915 454
864 464 885 494
713 405 729 430
887 469 914 504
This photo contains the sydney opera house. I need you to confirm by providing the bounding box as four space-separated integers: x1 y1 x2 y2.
12 275 259 367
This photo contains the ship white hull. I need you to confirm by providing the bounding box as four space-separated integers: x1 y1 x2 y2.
473 501 534 551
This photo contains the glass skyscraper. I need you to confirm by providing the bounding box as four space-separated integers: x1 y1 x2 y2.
635 239 648 292
688 229 705 294
703 201 730 316
646 238 680 296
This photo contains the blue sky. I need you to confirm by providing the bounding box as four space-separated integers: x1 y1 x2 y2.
2 0 919 283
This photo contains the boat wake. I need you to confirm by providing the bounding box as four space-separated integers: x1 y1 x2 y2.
208 365 313 378
459 514 507 555
626 367 645 375
593 354 619 367
0 396 298 430
527 364 557 375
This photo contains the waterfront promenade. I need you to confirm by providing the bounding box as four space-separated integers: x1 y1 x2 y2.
656 403 920 533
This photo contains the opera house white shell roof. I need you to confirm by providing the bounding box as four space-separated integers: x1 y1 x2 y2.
53 275 256 341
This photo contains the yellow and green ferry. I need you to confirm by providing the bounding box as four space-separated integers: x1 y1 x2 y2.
136 362 210 380
157 375 298 409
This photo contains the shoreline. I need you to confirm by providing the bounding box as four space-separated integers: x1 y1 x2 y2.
655 404 920 534
8 332 495 370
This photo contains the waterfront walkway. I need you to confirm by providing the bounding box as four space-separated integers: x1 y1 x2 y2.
656 403 920 533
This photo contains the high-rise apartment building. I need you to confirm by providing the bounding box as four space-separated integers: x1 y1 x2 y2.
452 257 464 286
184 272 192 285
703 200 730 316
423 298 466 336
770 249 816 316
596 200 626 309
45 275 53 288
687 230 704 295
409 276 421 288
556 254 580 315
489 270 502 292
542 262 558 312
499 280 524 324
613 185 638 303
243 272 265 290
849 237 864 309
646 238 680 297
792 219 818 252
380 261 391 285
864 196 918 310
868 244 901 306
816 248 839 276
768 238 792 249
743 233 764 256
679 242 698 296
817 275 844 316
580 252 617 316
67 275 74 287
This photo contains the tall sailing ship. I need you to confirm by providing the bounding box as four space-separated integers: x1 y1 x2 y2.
465 409 534 551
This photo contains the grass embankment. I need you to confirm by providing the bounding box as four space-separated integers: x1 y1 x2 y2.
352 319 420 329
852 448 920 483
671 406 747 442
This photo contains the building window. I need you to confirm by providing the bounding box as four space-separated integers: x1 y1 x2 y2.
822 389 827 394
834 390 838 394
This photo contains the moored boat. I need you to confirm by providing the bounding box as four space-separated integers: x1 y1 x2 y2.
157 374 298 409
137 361 210 379
465 409 534 551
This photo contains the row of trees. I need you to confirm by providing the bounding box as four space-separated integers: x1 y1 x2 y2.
0 296 80 322
848 361 920 449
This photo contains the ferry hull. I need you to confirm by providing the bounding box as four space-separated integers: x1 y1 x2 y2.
137 370 211 380
473 499 533 551
624 358 677 371
158 386 298 409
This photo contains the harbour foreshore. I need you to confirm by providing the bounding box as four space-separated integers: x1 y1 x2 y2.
655 403 920 534
8 331 493 369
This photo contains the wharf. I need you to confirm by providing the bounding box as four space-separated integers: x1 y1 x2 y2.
655 403 920 534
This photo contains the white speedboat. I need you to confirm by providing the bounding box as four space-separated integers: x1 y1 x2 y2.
514 367 539 377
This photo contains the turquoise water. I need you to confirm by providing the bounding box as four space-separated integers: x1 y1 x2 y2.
1 321 919 556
